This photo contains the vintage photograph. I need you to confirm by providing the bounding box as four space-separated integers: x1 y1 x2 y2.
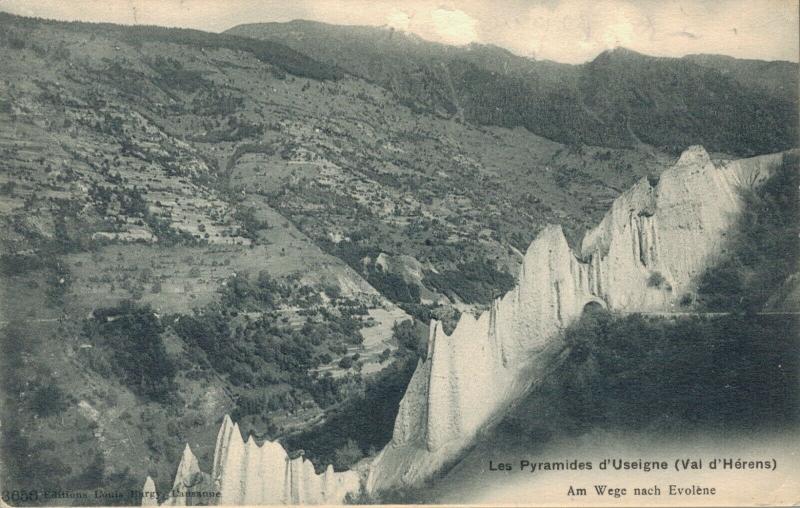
0 0 797 505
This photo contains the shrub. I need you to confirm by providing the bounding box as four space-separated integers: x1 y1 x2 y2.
425 257 514 304
332 439 363 470
29 381 69 417
367 271 419 304
392 320 421 356
284 354 417 471
647 271 667 288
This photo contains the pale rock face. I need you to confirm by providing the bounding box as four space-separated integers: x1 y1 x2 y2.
160 444 211 506
367 225 595 491
141 476 159 506
580 146 785 311
148 416 361 505
366 147 789 493
371 252 427 284
211 415 360 505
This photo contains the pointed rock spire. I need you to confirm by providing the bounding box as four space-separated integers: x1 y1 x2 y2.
141 476 158 506
677 145 712 167
161 444 201 506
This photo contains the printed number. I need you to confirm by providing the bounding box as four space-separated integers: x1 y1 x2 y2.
2 490 40 502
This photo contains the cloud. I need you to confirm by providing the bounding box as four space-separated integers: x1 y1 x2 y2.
430 7 479 45
516 0 653 62
386 8 411 31
495 0 798 63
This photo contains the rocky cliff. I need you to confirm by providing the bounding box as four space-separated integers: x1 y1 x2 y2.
366 146 789 493
143 416 360 505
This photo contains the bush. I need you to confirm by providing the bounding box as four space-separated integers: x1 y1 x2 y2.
647 271 668 289
172 308 230 355
367 271 419 303
30 381 69 417
149 56 209 92
392 320 421 356
284 354 418 471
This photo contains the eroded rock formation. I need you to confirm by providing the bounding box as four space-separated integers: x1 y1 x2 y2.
366 146 789 493
579 146 785 310
147 146 790 503
146 416 360 505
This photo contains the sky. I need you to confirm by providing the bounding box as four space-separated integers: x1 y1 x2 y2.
0 0 797 64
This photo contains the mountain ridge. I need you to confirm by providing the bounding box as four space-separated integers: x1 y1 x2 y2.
227 21 798 156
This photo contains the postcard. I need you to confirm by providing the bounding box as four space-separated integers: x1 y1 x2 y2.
0 1 797 506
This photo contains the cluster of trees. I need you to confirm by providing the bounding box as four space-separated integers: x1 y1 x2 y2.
171 306 231 357
85 301 176 401
283 324 422 471
218 271 281 310
192 88 244 116
148 56 209 93
367 271 419 304
696 154 799 311
360 46 797 156
192 116 265 143
92 111 126 136
278 318 423 471
44 260 72 305
524 309 799 435
87 181 201 247
89 184 149 218
226 143 276 171
233 206 269 241
143 214 198 247
166 271 370 431
425 257 515 304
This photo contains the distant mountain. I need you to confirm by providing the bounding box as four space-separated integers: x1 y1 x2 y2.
5 13 346 81
228 21 798 156
684 53 798 99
